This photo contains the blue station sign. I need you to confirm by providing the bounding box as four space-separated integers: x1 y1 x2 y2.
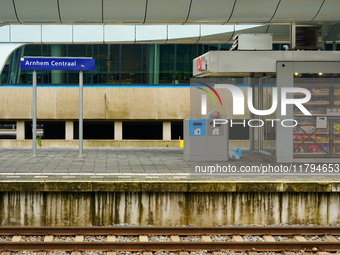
20 57 95 71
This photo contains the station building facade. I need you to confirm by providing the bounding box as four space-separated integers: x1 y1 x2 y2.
0 41 340 149
0 42 249 147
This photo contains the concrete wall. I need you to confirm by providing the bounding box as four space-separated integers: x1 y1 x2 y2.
0 87 191 120
0 182 339 226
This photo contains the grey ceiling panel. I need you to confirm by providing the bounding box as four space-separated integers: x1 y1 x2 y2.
198 32 234 43
313 0 340 22
266 25 290 42
199 25 268 43
232 25 268 40
0 0 19 23
187 0 235 24
103 0 146 23
14 0 60 23
229 0 280 23
199 25 289 43
271 0 323 22
145 0 191 23
59 0 102 23
323 24 340 42
1 0 340 25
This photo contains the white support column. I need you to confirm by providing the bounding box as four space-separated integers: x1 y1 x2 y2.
16 121 25 140
65 121 74 140
163 121 171 140
276 62 294 163
114 121 123 140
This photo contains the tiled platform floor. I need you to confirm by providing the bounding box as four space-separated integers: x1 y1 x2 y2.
0 148 338 181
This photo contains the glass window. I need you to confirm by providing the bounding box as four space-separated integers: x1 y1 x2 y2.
121 45 147 84
0 121 16 139
333 119 340 158
19 45 43 84
95 44 119 84
68 45 91 84
175 45 196 84
0 57 11 85
293 74 340 158
1 43 236 86
159 45 175 84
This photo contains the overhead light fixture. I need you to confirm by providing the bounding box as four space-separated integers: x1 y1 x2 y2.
319 73 323 75
294 73 299 75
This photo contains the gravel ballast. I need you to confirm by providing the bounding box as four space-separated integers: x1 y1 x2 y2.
53 236 75 242
180 236 203 242
115 236 139 242
21 236 44 242
0 236 12 242
84 236 107 242
149 235 171 242
211 235 233 242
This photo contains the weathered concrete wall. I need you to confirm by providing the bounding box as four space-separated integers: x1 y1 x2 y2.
0 182 339 226
0 87 191 120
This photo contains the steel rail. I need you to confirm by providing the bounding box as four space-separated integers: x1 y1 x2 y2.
0 226 340 236
0 242 339 252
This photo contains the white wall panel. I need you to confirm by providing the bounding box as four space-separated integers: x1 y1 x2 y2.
4 24 339 44
73 25 104 43
136 25 167 42
105 25 135 42
11 25 41 42
0 26 10 42
42 25 73 43
168 25 200 39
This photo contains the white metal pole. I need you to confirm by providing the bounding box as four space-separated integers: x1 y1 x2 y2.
32 70 37 157
79 70 83 157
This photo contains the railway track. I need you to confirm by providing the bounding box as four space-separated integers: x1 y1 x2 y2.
0 226 339 252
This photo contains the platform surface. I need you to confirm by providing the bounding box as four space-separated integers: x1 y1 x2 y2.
0 147 339 182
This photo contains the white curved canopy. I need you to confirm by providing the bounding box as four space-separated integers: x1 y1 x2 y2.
0 0 340 25
0 43 26 74
1 24 340 45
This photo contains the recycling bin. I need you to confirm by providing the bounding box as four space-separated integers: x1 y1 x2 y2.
184 119 229 161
